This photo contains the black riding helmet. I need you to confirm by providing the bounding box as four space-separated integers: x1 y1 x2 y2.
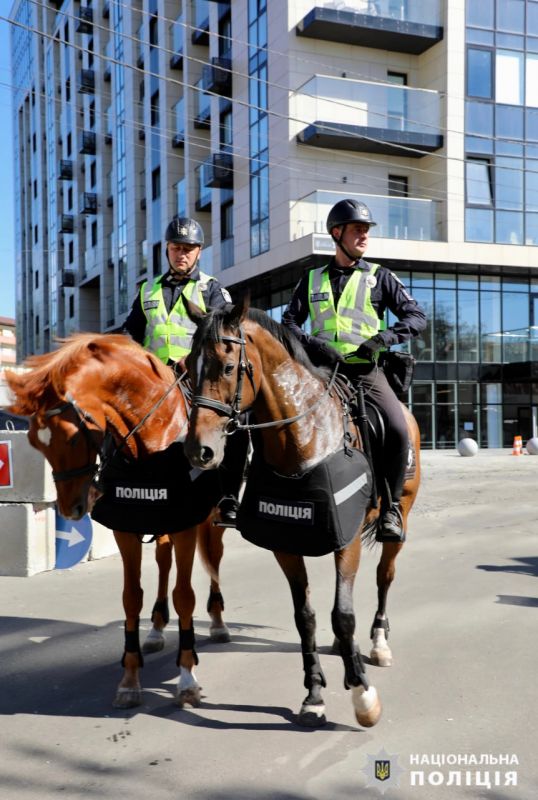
165 216 204 246
326 199 377 234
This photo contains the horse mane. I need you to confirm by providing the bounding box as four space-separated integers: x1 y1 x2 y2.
191 305 328 379
8 333 172 413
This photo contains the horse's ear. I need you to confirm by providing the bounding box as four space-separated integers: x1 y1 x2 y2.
184 298 206 325
226 292 250 328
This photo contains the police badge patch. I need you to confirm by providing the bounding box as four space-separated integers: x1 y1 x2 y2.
366 274 377 288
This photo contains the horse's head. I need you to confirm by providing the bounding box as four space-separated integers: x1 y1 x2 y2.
6 369 106 519
184 295 261 469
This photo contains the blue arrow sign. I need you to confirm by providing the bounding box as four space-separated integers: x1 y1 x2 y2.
55 512 93 570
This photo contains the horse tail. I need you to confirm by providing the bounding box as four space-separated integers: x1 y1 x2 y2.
360 511 380 550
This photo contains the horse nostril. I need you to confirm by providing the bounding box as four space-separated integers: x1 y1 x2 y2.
200 446 214 465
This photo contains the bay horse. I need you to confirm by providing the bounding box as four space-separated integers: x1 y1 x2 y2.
6 333 229 709
184 298 420 728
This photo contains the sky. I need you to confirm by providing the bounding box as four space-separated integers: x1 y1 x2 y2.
0 16 16 320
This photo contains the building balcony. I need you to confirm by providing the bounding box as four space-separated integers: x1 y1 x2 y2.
75 6 93 35
58 160 73 180
296 1 443 55
202 57 232 96
172 132 185 148
203 153 233 188
192 17 209 46
102 1 110 19
291 190 444 243
103 62 111 81
195 164 212 211
80 130 96 155
78 68 95 94
294 75 443 157
61 270 76 288
170 50 183 70
80 192 97 214
59 214 74 234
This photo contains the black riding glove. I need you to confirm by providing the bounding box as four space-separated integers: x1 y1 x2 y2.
352 335 385 362
308 340 343 368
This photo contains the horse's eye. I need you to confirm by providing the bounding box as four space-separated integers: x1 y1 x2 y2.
223 363 235 377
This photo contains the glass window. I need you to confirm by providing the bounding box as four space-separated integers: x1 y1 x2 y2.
496 210 523 243
466 159 493 204
466 100 493 136
437 383 456 404
495 157 523 209
497 0 524 33
496 32 525 49
467 29 495 46
525 211 538 243
496 105 524 140
503 292 529 362
481 275 501 290
465 207 494 241
526 55 538 107
502 276 529 291
480 404 503 447
466 0 494 28
458 291 479 362
459 383 478 403
412 382 432 404
435 289 456 362
467 48 492 98
526 108 538 141
412 405 433 449
525 161 538 211
528 3 538 34
465 135 494 154
410 287 433 361
496 51 524 104
435 273 457 289
436 404 456 449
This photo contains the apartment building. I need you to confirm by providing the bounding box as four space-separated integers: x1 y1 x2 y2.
9 0 538 448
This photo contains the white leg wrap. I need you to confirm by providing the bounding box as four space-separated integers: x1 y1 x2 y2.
177 666 199 693
352 685 378 713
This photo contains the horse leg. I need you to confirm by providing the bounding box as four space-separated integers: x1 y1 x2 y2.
113 532 144 709
170 527 201 707
333 535 381 728
273 551 327 727
370 541 404 667
196 517 230 642
143 535 173 654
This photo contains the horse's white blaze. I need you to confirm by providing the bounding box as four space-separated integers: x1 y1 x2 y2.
272 362 341 469
37 426 52 446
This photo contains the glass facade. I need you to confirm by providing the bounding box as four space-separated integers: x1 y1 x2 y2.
248 0 269 257
465 0 538 244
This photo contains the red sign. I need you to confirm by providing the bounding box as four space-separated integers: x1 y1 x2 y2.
0 441 13 488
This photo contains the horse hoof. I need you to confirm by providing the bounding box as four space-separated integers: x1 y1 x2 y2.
176 687 202 708
112 687 143 709
351 685 382 728
296 703 326 728
142 628 166 654
370 647 393 668
209 623 231 643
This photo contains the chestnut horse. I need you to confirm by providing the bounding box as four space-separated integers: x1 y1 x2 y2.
6 334 229 709
184 299 420 728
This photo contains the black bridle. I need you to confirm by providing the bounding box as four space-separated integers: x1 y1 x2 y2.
42 393 105 482
191 326 341 433
192 330 256 434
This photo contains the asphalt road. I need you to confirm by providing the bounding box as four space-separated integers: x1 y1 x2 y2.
0 450 536 800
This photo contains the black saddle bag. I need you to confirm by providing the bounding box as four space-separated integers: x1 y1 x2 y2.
91 442 220 535
237 447 372 557
380 350 416 395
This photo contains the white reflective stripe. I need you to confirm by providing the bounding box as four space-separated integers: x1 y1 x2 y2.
333 472 368 505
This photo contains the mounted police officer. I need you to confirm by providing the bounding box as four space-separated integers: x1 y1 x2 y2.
122 215 244 526
282 198 426 541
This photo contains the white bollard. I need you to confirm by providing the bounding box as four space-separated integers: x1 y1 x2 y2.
457 438 479 457
526 437 538 455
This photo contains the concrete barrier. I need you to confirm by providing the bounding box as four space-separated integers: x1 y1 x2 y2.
0 430 117 576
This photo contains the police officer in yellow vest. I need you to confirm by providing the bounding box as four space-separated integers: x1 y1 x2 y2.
122 215 243 526
282 199 427 541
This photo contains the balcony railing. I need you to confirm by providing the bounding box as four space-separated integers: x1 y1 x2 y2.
80 192 97 214
294 75 443 157
75 6 93 34
58 159 73 180
291 190 443 242
202 57 232 96
195 164 212 211
80 130 96 154
203 153 233 188
296 1 443 55
194 82 211 128
59 214 74 234
78 68 95 94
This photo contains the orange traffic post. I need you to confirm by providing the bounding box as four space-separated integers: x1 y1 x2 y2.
512 435 523 455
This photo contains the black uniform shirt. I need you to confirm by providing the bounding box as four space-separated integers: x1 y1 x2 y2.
122 267 232 345
282 258 427 354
